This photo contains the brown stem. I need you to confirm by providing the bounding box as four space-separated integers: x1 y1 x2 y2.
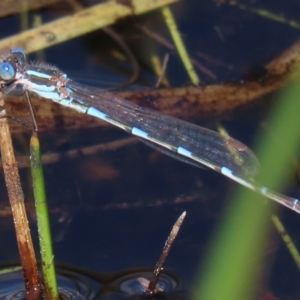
146 211 186 295
0 97 41 299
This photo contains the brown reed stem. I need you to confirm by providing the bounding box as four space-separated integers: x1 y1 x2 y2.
0 97 41 299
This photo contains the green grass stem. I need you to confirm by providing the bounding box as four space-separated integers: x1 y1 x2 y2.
30 132 59 300
193 77 300 299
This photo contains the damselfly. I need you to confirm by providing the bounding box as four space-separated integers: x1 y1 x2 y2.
0 48 298 213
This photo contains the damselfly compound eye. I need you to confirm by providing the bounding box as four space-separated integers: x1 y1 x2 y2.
0 62 15 80
11 48 26 64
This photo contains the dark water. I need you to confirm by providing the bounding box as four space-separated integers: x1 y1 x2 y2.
0 0 300 299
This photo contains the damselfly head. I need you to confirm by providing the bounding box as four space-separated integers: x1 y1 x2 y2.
0 61 16 81
0 48 27 84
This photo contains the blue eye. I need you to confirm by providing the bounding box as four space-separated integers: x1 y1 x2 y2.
11 48 26 65
11 48 26 59
0 62 15 80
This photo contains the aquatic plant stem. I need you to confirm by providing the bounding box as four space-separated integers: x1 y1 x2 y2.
161 5 200 85
194 75 300 300
271 215 300 270
0 97 40 299
146 211 186 294
30 132 59 300
0 0 177 53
